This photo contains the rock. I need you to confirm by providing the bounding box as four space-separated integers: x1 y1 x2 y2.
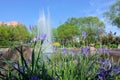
109 50 120 61
89 43 95 47
89 46 96 55
118 44 120 49
101 49 120 62
0 45 32 68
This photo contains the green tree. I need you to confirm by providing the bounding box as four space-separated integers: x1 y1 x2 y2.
104 0 120 27
0 25 9 40
52 28 58 42
15 25 30 41
57 23 79 46
66 16 105 44
0 24 30 47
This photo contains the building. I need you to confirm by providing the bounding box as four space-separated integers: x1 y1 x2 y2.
0 21 22 26
0 22 4 25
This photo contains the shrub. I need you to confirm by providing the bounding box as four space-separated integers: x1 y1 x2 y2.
110 44 118 48
95 44 100 48
0 24 31 47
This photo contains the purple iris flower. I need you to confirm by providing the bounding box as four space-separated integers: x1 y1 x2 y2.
96 49 101 53
56 77 59 80
13 63 27 73
51 77 59 80
85 47 89 53
37 33 47 41
113 67 120 73
19 66 26 73
96 59 112 79
101 59 111 70
70 49 74 55
97 67 111 80
81 47 89 57
98 75 105 80
81 48 84 53
41 34 47 40
63 48 67 54
101 47 106 53
53 46 58 52
82 31 86 38
14 63 18 69
30 75 37 80
52 78 55 80
29 25 33 31
105 49 110 55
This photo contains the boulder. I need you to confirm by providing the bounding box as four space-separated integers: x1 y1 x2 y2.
118 44 120 49
0 45 32 67
89 46 96 55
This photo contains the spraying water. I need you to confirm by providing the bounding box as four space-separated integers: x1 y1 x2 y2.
37 10 53 53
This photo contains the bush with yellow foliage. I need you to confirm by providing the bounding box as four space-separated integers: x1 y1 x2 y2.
53 42 60 47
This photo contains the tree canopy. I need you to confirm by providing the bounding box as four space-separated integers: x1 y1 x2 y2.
65 16 105 43
52 28 58 42
0 24 30 47
56 16 105 47
104 0 120 27
57 23 79 45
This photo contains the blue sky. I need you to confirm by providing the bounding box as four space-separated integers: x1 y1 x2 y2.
0 0 120 35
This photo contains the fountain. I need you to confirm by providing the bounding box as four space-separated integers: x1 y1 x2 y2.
37 10 53 54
